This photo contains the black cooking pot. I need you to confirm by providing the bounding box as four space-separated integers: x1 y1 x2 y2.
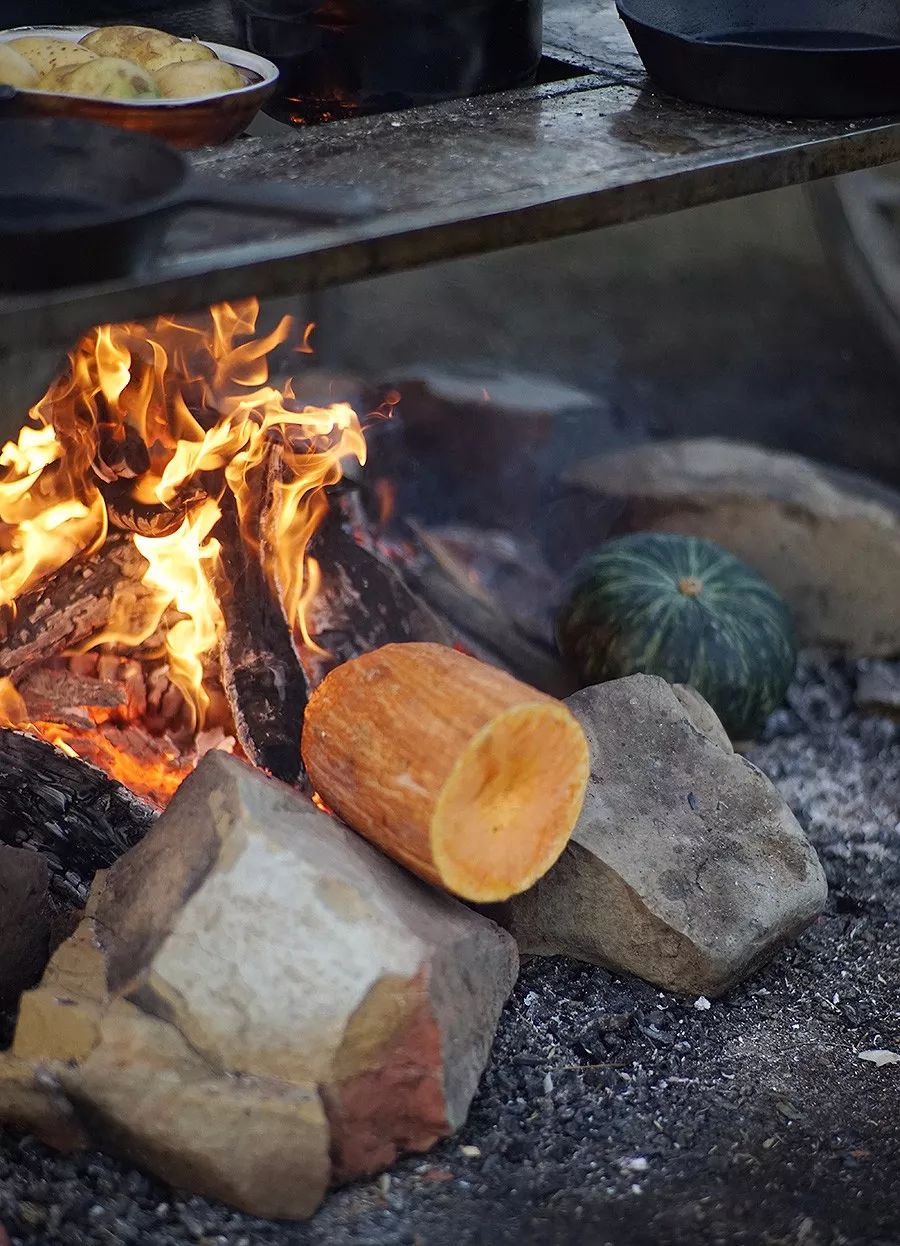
230 0 543 122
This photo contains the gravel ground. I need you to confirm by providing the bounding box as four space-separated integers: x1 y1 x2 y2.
0 654 898 1246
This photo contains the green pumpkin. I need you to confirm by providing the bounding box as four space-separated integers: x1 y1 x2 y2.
556 532 797 739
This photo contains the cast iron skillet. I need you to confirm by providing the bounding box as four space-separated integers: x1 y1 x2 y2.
0 111 376 293
616 0 900 118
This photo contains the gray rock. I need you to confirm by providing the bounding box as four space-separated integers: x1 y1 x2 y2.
855 661 900 719
0 845 50 1009
494 676 827 996
566 438 900 657
1 752 518 1218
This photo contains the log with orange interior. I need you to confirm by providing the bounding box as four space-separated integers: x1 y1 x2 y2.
301 642 590 902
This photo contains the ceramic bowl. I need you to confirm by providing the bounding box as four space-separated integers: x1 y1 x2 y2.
0 25 278 148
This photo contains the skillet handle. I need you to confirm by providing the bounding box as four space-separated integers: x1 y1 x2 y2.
179 173 377 223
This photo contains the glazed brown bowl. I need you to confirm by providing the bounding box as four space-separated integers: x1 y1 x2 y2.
0 25 278 148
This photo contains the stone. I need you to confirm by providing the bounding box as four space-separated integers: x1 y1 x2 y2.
855 661 900 719
366 368 621 533
565 438 900 657
1 751 518 1217
494 675 827 997
671 683 733 753
64 1000 330 1221
0 845 50 1009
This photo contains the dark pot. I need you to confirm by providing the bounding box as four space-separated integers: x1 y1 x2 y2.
230 0 543 121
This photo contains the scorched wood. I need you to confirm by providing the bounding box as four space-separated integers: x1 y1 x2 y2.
402 526 577 698
0 535 151 678
212 484 308 786
0 729 156 906
301 511 453 687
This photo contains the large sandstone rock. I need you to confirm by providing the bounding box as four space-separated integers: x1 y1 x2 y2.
0 845 50 1009
565 438 900 657
494 676 827 996
1 752 518 1217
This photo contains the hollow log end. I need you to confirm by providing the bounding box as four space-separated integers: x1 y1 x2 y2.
302 643 590 903
430 699 590 903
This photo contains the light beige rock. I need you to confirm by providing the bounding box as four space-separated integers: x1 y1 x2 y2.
13 873 109 1065
566 438 900 657
2 752 518 1214
63 1000 330 1220
494 676 827 997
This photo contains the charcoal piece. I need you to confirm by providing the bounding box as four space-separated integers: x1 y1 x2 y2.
0 728 155 906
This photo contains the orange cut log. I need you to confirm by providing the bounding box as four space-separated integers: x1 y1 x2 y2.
301 643 590 902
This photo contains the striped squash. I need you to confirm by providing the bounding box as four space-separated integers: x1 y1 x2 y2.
556 533 797 739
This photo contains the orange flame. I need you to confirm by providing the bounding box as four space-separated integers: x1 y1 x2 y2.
0 298 365 742
296 322 316 354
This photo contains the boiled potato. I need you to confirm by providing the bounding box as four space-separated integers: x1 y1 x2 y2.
81 25 179 69
40 56 158 100
8 36 97 76
0 44 39 87
142 39 216 74
155 59 243 98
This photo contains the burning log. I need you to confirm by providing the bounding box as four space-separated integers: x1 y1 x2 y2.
0 728 156 906
16 666 128 730
0 535 152 678
99 477 209 539
301 511 453 687
301 643 591 902
212 481 308 786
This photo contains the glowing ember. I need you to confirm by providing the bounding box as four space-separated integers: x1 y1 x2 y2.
0 298 366 788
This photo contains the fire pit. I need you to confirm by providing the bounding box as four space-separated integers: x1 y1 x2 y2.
0 289 897 1240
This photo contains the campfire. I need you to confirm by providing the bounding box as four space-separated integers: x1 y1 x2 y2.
0 299 590 911
0 298 841 1226
0 298 367 806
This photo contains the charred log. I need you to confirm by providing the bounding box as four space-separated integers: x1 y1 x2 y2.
99 468 223 539
0 728 155 907
0 535 152 678
302 510 454 688
312 483 574 697
16 666 127 731
212 484 308 786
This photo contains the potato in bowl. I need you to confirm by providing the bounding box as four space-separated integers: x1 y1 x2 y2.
0 24 278 147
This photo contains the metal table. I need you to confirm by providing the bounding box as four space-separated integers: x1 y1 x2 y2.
4 0 900 354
